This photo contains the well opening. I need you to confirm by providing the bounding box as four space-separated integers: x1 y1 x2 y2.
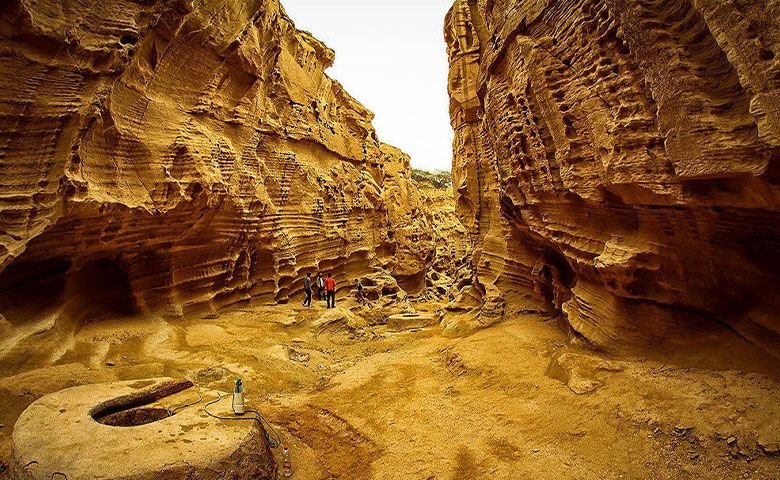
96 407 171 427
90 380 193 427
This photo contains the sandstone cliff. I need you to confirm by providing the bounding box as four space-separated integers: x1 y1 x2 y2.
446 0 780 357
411 170 472 301
0 0 434 347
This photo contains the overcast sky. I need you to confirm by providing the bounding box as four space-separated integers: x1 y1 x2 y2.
282 0 454 172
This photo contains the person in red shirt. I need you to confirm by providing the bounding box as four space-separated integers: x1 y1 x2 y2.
325 273 337 308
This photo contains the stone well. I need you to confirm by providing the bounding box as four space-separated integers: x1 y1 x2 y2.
10 378 275 479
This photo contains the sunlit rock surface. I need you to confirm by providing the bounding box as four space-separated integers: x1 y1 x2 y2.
10 378 276 480
411 170 472 302
0 0 437 351
446 0 780 357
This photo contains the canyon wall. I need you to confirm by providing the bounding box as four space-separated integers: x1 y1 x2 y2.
0 0 434 343
446 0 780 357
411 171 472 301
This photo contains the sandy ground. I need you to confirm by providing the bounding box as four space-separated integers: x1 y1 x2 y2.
1 296 779 479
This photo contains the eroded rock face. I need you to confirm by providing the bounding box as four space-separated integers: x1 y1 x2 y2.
446 0 780 356
0 1 434 336
412 172 472 301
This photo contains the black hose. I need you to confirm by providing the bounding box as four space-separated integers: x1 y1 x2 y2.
203 393 281 448
166 386 204 416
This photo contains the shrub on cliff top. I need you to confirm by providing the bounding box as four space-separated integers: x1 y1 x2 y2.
412 169 452 189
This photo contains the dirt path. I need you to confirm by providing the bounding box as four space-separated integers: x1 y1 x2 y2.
1 300 779 479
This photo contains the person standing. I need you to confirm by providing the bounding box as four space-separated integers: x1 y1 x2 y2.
302 273 313 307
316 273 325 301
325 273 337 308
354 278 364 303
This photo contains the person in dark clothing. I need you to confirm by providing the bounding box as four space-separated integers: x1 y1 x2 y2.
325 273 337 308
302 273 313 307
316 273 325 301
354 278 364 302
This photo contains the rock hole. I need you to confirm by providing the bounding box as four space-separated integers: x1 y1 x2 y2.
97 407 171 427
91 380 193 427
119 34 138 46
148 41 158 70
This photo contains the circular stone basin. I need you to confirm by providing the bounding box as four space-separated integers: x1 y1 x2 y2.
10 378 276 480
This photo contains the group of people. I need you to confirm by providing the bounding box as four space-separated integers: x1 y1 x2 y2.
302 272 337 308
302 273 366 309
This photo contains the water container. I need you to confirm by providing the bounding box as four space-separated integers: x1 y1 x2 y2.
282 445 293 477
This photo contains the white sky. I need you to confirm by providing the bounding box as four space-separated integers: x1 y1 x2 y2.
282 0 454 172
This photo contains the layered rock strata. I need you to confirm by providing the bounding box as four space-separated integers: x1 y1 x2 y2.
0 0 434 346
446 0 780 356
411 171 472 301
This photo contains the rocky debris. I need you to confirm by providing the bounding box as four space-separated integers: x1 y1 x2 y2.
445 0 780 358
758 440 780 456
287 348 311 363
546 351 623 394
0 0 438 367
9 378 275 479
672 425 695 438
439 348 468 378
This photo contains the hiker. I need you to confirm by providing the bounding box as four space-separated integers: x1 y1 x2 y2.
316 272 325 301
325 273 337 308
354 278 364 303
302 272 313 307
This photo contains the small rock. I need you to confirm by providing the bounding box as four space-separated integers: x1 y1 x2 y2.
727 436 738 446
688 451 699 460
287 348 310 363
106 361 116 367
758 440 780 456
673 425 694 437
533 448 540 453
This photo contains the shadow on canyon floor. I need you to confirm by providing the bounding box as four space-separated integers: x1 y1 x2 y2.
1 297 779 479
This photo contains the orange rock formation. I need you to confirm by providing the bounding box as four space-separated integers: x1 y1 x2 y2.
0 0 436 337
446 0 780 357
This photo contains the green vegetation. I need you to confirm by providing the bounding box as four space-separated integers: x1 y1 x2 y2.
411 169 452 189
